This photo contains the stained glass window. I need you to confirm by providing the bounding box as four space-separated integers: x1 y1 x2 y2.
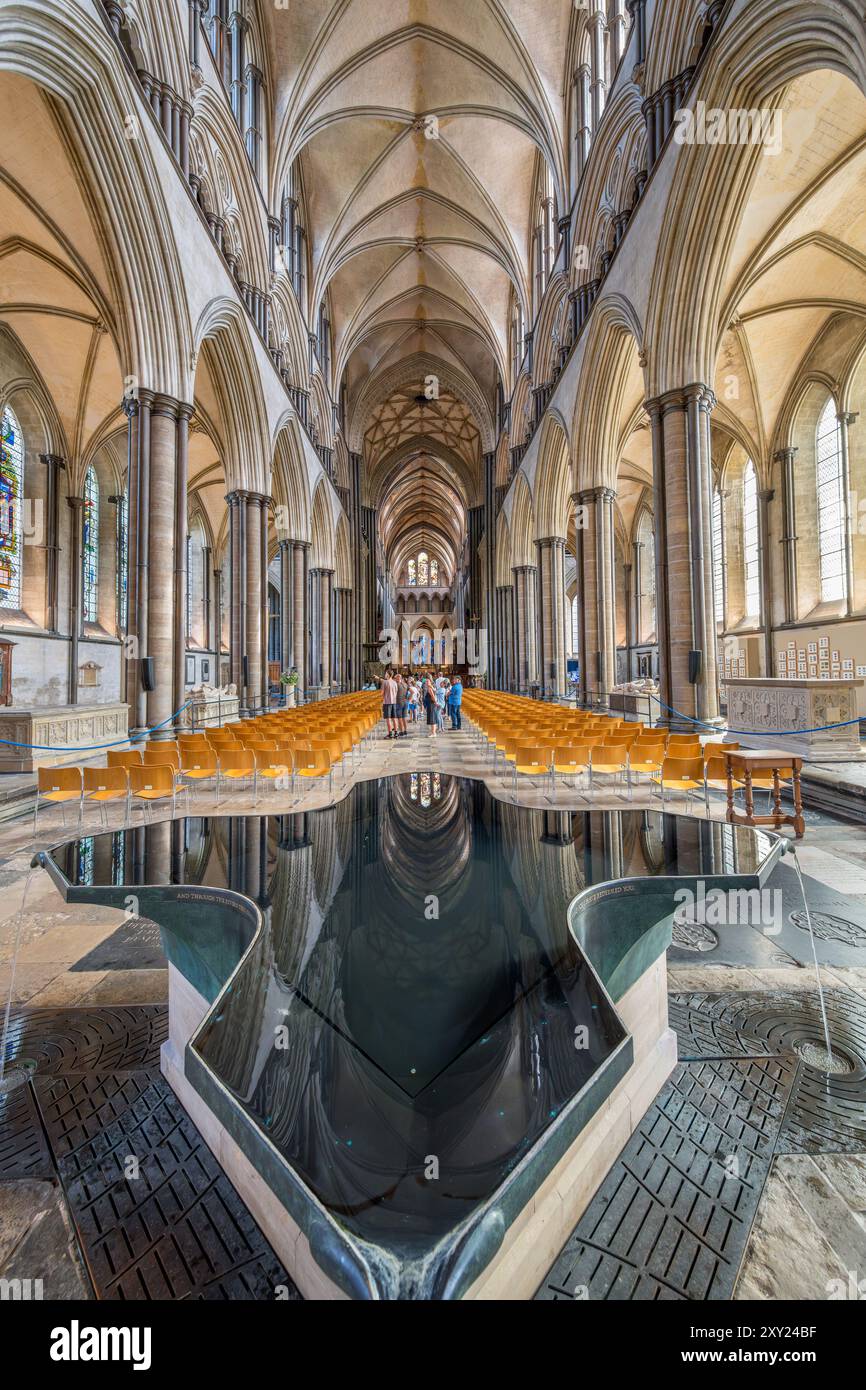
743 460 760 618
83 465 99 623
418 551 429 585
186 532 193 639
116 494 128 630
407 558 416 585
430 559 438 585
816 398 847 603
0 407 23 609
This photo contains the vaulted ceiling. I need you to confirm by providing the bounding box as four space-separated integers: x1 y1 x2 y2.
263 0 575 575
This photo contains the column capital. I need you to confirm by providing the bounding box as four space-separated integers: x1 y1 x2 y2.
67 495 84 511
773 445 798 464
151 392 186 420
645 383 714 416
512 563 538 575
121 395 140 420
537 534 567 548
838 410 859 427
39 453 66 469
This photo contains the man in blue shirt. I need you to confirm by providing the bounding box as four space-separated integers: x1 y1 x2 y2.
447 677 463 730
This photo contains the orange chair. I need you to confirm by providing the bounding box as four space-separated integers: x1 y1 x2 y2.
217 748 257 800
253 746 292 799
34 766 83 832
590 743 631 797
651 755 708 811
83 766 129 827
143 744 181 772
180 748 218 800
512 744 553 794
552 743 591 792
128 764 185 821
292 745 333 796
108 748 143 770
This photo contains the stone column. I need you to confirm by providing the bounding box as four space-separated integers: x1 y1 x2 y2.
513 564 538 690
758 486 775 674
483 452 496 681
227 491 246 699
537 536 567 697
623 558 634 676
573 488 616 707
775 446 799 624
279 538 293 674
309 568 322 688
125 391 151 734
213 563 222 673
39 453 65 634
513 567 527 690
260 497 270 709
147 395 182 737
350 451 363 688
319 569 334 690
66 495 84 706
595 489 617 703
173 403 191 730
244 493 264 715
646 385 720 728
292 541 308 694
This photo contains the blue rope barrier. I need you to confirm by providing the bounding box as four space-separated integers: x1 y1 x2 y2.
0 700 195 753
647 693 862 737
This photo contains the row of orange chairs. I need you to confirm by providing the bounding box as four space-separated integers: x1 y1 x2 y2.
33 692 381 830
462 690 793 810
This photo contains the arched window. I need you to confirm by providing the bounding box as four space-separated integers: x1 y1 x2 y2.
116 493 128 630
816 397 847 603
186 531 193 640
418 551 429 586
743 460 760 618
571 594 580 654
0 407 24 610
83 465 100 623
429 558 439 585
407 558 417 585
636 512 656 643
533 164 556 310
712 488 726 627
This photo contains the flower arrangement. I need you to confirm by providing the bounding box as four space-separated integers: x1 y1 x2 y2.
280 668 300 687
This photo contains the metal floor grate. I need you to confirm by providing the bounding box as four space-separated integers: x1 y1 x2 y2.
0 1007 299 1301
536 1055 797 1301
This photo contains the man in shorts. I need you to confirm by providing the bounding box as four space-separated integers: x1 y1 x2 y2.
382 669 398 738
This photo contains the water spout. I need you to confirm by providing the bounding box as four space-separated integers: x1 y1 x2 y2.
781 843 834 1079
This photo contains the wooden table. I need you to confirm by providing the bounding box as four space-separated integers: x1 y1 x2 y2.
725 749 805 838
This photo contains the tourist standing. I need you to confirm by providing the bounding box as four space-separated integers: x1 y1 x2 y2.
423 674 438 736
448 676 463 729
381 669 398 738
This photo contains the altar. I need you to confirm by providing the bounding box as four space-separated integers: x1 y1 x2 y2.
722 677 864 760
